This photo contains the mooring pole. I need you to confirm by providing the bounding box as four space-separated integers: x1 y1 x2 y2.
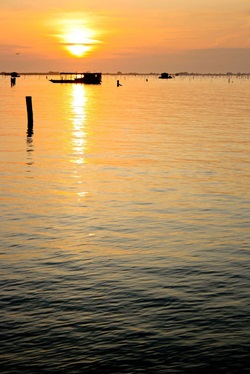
26 96 33 136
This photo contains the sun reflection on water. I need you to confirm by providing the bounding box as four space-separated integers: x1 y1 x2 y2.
69 84 90 200
71 84 87 165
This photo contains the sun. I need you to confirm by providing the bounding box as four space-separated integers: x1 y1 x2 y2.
67 44 91 57
61 25 100 57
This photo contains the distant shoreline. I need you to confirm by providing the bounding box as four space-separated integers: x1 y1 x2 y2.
1 72 250 76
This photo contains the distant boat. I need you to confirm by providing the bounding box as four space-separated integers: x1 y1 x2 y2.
158 72 173 79
50 72 102 85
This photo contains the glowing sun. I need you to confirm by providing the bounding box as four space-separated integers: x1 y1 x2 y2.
60 25 100 57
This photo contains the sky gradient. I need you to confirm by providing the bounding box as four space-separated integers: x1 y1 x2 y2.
1 0 249 73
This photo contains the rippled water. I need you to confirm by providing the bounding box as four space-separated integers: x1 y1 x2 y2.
0 74 249 373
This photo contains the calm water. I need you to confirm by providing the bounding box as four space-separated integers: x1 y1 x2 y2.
0 74 249 373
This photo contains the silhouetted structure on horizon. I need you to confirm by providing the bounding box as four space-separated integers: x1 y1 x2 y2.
7 72 20 87
49 72 102 85
158 72 173 79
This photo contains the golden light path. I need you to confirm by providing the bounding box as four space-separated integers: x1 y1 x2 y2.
70 85 89 200
71 84 87 164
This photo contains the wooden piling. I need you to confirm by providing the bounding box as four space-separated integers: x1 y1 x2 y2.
26 96 33 136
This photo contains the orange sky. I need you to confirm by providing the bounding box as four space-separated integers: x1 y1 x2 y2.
0 0 249 73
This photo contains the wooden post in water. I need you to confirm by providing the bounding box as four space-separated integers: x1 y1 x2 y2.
26 96 33 136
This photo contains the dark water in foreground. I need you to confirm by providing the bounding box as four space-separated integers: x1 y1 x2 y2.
0 75 249 373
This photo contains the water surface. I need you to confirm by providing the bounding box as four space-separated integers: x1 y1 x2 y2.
0 74 249 373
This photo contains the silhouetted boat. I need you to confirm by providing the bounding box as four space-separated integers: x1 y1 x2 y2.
50 72 102 85
158 72 173 79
